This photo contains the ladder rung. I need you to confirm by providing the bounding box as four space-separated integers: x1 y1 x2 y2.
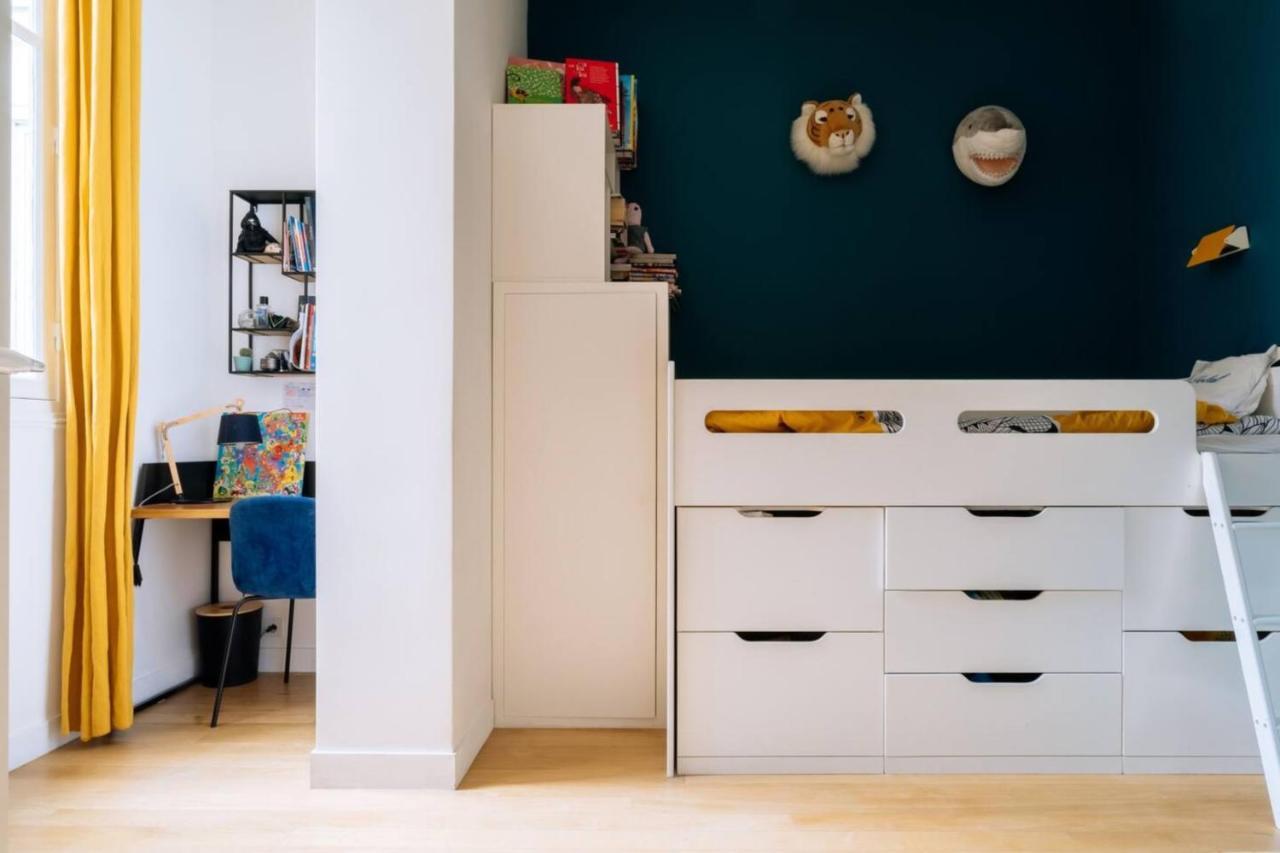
1234 521 1280 531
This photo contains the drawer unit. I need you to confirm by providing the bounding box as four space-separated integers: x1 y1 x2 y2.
677 632 883 760
677 508 883 632
885 591 1121 673
1123 631 1280 760
886 508 1123 590
1125 507 1280 630
885 673 1121 758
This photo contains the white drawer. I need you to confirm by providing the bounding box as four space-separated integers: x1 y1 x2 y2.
1125 507 1280 630
677 508 883 631
886 507 1123 590
677 632 883 758
1124 631 1280 758
885 591 1120 673
885 673 1121 757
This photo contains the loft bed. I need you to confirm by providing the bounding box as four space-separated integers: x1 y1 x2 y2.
674 371 1280 508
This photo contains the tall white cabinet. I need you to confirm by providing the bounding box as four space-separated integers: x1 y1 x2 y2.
492 104 668 727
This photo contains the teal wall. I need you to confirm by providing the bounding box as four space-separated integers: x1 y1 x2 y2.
530 1 1274 378
1136 0 1280 375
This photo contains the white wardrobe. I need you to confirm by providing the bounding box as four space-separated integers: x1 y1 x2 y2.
492 104 668 727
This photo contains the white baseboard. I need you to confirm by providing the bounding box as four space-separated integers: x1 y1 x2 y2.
677 756 883 775
310 701 495 790
258 645 316 673
453 700 494 786
133 659 199 706
886 756 1122 774
8 716 75 770
310 748 460 789
1123 755 1262 774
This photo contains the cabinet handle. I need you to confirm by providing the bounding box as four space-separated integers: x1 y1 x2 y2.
963 591 1043 601
1179 630 1272 642
1182 507 1268 518
734 631 825 643
736 509 823 518
965 508 1044 518
962 673 1043 683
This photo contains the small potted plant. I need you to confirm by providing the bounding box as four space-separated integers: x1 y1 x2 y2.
235 346 254 373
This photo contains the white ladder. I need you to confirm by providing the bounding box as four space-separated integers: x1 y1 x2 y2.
1203 451 1280 826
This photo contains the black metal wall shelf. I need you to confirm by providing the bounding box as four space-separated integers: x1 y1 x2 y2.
228 189 317 376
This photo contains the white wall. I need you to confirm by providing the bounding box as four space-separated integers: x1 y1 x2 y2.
0 1 11 831
451 0 525 783
313 0 459 789
134 0 317 695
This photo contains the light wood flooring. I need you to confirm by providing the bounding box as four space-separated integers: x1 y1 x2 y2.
9 674 1280 851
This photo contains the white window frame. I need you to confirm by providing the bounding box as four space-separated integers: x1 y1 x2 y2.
10 0 58 402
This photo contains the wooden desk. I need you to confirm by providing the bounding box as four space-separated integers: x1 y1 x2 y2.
130 460 316 602
132 503 231 521
131 500 232 602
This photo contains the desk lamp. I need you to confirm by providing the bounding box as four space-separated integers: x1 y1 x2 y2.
158 399 263 502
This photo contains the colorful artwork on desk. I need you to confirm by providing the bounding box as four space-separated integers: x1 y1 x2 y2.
213 411 309 500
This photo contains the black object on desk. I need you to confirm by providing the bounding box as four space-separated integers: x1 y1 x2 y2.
130 460 316 601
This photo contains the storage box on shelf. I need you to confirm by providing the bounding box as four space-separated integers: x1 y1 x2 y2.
228 189 317 376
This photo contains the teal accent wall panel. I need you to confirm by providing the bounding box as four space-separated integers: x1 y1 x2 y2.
529 0 1143 378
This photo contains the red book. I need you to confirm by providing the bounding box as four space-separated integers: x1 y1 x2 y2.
564 58 619 132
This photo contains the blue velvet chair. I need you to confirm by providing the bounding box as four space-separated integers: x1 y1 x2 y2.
211 495 316 727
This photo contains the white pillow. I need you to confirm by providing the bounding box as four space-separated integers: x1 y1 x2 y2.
1188 345 1280 418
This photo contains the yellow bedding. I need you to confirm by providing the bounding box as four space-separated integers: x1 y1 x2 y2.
705 410 887 434
705 402 1237 435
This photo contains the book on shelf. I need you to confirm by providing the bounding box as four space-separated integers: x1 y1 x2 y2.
565 58 620 133
617 74 637 168
295 296 317 372
610 195 626 231
505 57 565 103
283 214 315 273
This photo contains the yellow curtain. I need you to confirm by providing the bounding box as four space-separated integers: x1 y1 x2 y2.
58 0 143 740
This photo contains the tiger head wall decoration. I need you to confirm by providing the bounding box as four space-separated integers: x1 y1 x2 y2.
790 93 876 176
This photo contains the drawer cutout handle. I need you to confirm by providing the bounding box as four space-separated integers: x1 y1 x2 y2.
963 673 1043 683
734 631 826 643
965 508 1045 518
736 509 823 518
1182 507 1268 518
963 590 1043 601
1179 630 1273 642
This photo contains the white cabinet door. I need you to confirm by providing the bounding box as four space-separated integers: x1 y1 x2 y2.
497 285 661 722
493 105 610 282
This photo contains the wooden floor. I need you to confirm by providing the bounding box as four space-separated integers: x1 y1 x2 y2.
9 675 1280 851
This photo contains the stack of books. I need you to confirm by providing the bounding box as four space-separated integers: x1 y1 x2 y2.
620 253 681 299
282 199 315 274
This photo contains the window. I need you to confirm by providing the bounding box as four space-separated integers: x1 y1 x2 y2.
11 0 56 399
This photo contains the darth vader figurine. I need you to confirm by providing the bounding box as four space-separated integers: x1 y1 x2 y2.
235 204 281 255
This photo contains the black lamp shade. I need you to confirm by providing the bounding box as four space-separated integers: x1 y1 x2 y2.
217 412 263 446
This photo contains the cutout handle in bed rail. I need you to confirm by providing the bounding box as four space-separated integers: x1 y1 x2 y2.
705 410 903 434
734 631 825 643
957 410 1155 434
962 673 1043 683
1182 507 1268 519
965 507 1045 518
736 508 823 519
1179 630 1273 642
963 590 1043 601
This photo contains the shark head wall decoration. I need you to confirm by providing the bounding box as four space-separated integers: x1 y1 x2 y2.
952 105 1026 187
